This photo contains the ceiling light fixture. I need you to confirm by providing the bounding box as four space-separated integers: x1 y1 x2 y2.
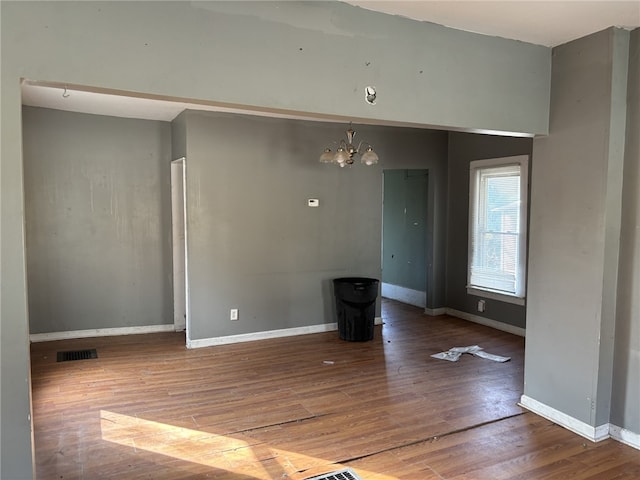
319 125 379 167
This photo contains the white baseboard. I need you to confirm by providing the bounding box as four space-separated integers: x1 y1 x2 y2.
610 424 640 450
30 324 176 342
382 283 426 308
446 308 526 337
425 307 447 316
519 395 610 442
188 317 384 349
188 323 338 349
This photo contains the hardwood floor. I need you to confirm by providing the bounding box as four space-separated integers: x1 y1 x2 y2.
30 299 639 479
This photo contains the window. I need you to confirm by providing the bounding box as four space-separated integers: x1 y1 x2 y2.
467 155 528 304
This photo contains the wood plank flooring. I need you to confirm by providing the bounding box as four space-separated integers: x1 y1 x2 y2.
30 299 640 479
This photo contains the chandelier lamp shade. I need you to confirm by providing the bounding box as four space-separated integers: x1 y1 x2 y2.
319 126 379 167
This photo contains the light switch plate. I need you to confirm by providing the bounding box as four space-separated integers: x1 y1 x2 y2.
307 199 319 207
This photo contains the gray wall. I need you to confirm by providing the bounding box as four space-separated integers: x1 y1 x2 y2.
612 28 640 435
184 111 381 339
382 170 428 292
446 132 533 329
22 107 173 334
182 111 448 341
5 1 551 136
526 28 630 428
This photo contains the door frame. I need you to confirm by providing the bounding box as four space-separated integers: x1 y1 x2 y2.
171 158 189 336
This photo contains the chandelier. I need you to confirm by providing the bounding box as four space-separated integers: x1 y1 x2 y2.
319 125 379 167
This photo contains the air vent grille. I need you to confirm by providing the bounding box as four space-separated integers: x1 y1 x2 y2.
57 349 98 362
304 468 362 480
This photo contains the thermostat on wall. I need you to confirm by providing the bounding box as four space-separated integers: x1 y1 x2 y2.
307 199 319 207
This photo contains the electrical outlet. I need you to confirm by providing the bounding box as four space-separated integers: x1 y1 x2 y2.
477 300 486 313
230 308 238 321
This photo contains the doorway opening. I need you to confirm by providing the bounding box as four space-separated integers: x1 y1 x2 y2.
381 169 429 308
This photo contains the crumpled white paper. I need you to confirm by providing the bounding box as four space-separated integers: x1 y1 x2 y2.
431 345 510 363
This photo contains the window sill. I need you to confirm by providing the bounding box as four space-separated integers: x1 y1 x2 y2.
466 287 526 306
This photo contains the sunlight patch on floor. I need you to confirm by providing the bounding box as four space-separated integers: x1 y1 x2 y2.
100 410 399 479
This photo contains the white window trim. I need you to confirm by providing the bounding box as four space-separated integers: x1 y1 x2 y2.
466 286 526 306
467 155 528 305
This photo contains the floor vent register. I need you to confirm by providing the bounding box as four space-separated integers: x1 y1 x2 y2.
304 468 362 480
56 349 98 362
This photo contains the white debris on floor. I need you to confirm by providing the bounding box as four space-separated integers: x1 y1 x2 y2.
431 345 510 362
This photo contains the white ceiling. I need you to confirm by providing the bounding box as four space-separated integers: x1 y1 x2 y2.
347 1 640 47
21 82 330 123
22 1 640 122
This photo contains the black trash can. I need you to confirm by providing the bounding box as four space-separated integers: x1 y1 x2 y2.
333 277 379 341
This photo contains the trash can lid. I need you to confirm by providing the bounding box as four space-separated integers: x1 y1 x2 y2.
333 277 379 284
